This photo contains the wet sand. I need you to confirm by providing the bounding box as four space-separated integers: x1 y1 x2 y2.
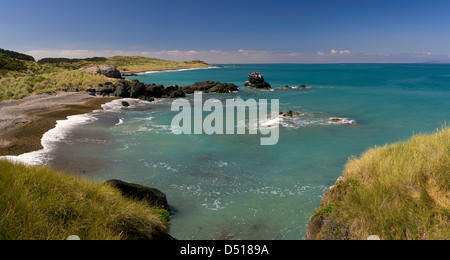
0 92 117 156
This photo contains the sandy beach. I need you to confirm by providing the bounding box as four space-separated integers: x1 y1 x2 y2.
0 92 117 156
121 65 220 75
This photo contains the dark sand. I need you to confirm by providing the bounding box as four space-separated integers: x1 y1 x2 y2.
0 92 117 156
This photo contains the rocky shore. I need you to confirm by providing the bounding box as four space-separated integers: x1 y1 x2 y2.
85 79 240 101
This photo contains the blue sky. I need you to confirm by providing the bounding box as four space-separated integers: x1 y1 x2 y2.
1 0 450 63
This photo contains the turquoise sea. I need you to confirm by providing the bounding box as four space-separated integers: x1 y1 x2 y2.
45 64 449 240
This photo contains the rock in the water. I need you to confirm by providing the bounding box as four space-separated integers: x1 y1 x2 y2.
81 64 122 78
245 72 271 89
329 117 356 125
145 84 165 98
122 101 130 107
105 180 170 211
280 110 302 117
181 81 239 94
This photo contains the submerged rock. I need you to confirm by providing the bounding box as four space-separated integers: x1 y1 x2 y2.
283 84 309 89
279 111 302 117
329 117 357 125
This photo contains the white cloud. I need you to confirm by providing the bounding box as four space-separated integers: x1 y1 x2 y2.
330 49 338 55
328 49 351 56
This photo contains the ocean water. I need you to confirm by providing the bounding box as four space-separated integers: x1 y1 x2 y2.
39 64 449 240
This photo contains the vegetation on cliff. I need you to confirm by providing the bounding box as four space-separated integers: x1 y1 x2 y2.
0 48 35 62
104 56 211 73
0 160 170 240
307 127 450 240
0 48 211 101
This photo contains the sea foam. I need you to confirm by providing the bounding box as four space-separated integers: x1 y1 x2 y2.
1 113 98 166
0 98 144 166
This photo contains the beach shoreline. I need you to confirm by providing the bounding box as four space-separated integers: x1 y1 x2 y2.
0 91 117 156
121 65 220 75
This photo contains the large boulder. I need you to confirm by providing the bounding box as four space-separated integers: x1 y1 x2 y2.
145 84 165 98
169 89 186 98
105 179 170 211
82 64 122 79
244 72 271 89
130 80 146 98
113 80 131 97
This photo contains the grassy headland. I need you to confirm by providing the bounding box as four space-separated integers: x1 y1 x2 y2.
307 127 450 240
0 50 211 101
105 56 212 73
0 160 170 240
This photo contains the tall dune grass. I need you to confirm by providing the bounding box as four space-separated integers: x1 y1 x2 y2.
308 127 450 240
0 70 108 101
0 160 169 240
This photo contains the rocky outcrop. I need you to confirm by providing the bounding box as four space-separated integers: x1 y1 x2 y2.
105 179 170 211
169 89 186 98
81 64 122 79
244 72 271 89
181 81 239 94
87 79 238 101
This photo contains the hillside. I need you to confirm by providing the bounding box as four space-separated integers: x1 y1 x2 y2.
104 56 212 73
307 127 450 240
0 48 211 101
0 48 35 62
0 160 171 240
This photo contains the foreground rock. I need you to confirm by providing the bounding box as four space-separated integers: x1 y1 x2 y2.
81 64 122 79
105 179 170 211
244 72 271 89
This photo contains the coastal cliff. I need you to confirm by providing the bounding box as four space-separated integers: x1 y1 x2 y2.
306 127 449 240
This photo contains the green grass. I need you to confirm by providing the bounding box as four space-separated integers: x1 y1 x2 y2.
105 56 211 72
0 70 109 101
0 160 170 240
0 55 210 101
308 127 450 240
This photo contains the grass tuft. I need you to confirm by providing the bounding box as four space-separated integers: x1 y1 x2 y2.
308 127 450 240
0 160 169 240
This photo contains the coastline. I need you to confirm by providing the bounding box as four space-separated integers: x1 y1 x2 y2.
0 92 117 156
121 65 220 75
